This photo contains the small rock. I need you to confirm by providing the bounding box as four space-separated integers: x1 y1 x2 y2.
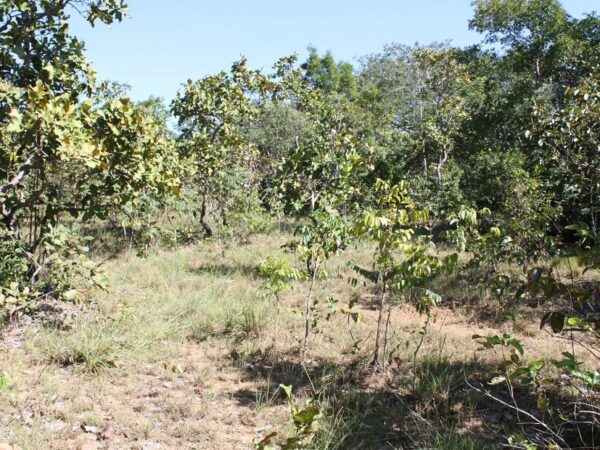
81 424 98 434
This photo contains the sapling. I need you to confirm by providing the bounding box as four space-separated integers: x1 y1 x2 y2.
258 256 302 306
270 57 366 360
293 206 349 359
253 384 321 450
350 178 454 366
258 255 303 347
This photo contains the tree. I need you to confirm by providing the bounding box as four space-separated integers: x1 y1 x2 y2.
358 42 449 132
350 179 452 365
531 71 600 236
470 0 572 88
469 0 599 109
412 48 472 183
271 55 366 358
171 59 272 237
243 101 310 216
0 0 126 93
301 47 358 98
0 1 181 313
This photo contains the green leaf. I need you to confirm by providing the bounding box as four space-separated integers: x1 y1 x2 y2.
279 384 293 402
541 312 566 333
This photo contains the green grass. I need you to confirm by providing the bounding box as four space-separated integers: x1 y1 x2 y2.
22 236 275 376
415 356 460 407
38 324 119 373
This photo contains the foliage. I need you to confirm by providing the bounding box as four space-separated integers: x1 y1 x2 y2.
254 384 321 450
530 71 600 235
301 47 358 98
258 256 303 303
470 223 600 447
273 56 366 217
462 150 556 258
0 0 185 318
270 55 367 358
410 160 465 226
350 178 455 364
470 0 580 87
411 48 472 185
0 0 126 93
244 101 310 214
0 2 599 447
172 59 271 238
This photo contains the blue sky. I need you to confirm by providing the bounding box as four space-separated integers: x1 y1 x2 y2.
69 0 596 102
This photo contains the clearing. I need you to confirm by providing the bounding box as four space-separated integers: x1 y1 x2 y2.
0 233 578 449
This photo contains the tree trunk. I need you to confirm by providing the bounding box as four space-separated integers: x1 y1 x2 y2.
199 196 213 238
436 148 449 184
590 185 597 235
382 302 393 365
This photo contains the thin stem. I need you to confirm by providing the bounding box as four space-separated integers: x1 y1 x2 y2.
382 301 393 365
412 313 431 396
302 259 320 361
373 282 387 365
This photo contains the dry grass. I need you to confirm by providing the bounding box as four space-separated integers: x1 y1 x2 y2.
0 232 592 449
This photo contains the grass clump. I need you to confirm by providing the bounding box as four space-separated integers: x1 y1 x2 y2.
34 317 121 373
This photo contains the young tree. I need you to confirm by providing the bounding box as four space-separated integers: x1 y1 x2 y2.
350 179 452 365
271 56 366 358
171 59 271 237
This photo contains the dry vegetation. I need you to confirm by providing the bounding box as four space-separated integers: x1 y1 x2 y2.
1 1 599 449
0 233 589 450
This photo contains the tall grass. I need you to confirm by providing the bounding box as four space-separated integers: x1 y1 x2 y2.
29 235 278 373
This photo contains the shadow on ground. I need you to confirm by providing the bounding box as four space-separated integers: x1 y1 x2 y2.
231 348 512 449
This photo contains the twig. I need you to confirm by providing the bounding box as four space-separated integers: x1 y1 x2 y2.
465 377 569 448
5 362 51 427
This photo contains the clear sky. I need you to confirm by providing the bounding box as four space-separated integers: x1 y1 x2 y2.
69 0 596 103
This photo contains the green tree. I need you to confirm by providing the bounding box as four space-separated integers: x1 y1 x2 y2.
0 1 181 313
0 0 126 93
412 48 472 183
470 0 572 88
350 179 451 365
531 71 600 236
301 47 358 98
171 59 271 237
272 56 366 358
243 101 310 216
